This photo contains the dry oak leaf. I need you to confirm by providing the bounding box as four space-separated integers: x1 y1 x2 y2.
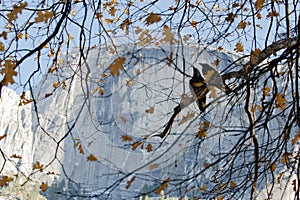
234 42 243 52
1 60 17 86
250 48 261 65
255 0 265 10
0 176 13 187
87 154 98 161
109 57 126 76
145 13 162 25
35 11 55 23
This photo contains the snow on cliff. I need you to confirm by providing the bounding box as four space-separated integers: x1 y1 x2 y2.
0 44 297 199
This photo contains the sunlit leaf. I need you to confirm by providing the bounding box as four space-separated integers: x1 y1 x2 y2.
41 182 47 192
234 42 243 52
198 185 206 191
71 10 77 17
53 81 60 88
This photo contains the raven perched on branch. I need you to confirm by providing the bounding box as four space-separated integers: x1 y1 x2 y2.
189 67 209 112
153 67 209 138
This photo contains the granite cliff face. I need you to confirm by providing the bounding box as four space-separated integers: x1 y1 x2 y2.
0 45 296 199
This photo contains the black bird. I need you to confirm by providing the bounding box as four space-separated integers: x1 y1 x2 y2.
189 67 209 112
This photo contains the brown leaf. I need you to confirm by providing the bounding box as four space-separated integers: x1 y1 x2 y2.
78 144 84 154
120 116 126 123
250 48 261 65
145 13 162 25
155 177 170 194
131 141 143 151
121 135 133 142
255 0 265 10
178 111 195 126
281 152 292 164
33 161 43 172
225 13 234 22
146 144 152 152
0 176 13 187
213 59 220 66
10 154 22 159
40 182 47 192
275 93 286 110
270 162 276 172
1 60 17 86
234 42 243 52
145 106 154 114
53 81 60 88
99 87 105 95
230 181 236 189
109 57 126 76
87 154 98 161
149 163 159 170
292 132 300 145
125 176 136 189
267 11 279 18
45 93 52 98
237 21 247 29
0 134 7 141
